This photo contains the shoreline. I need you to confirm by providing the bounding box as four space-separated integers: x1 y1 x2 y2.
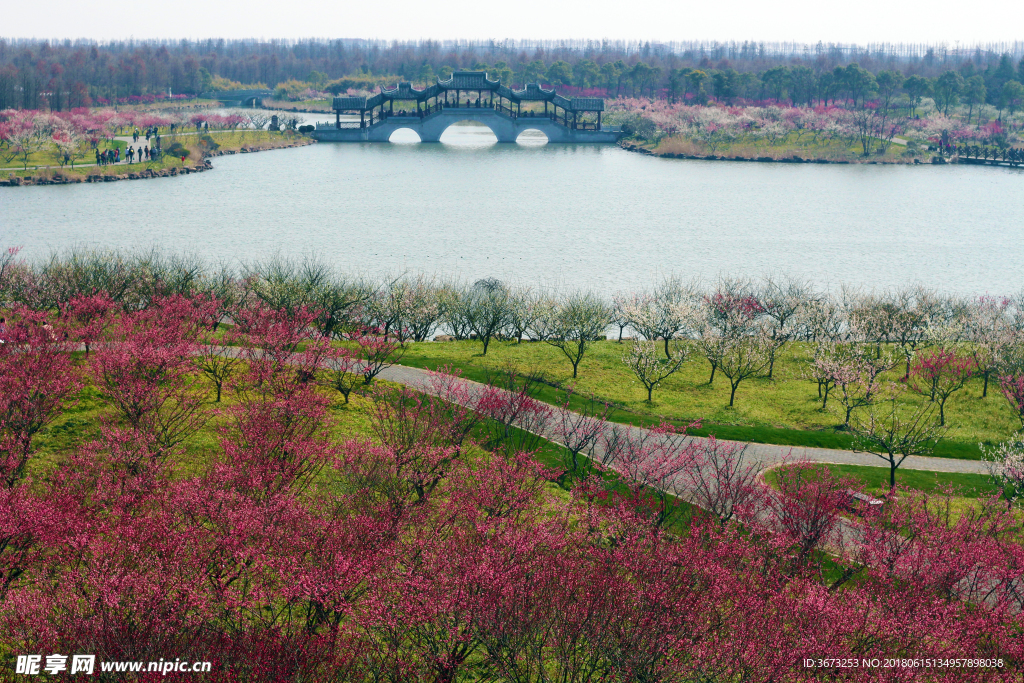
2 137 317 187
617 140 932 165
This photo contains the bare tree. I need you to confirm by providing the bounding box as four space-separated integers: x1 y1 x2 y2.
610 292 632 342
247 112 272 131
759 274 813 379
850 397 945 491
848 285 936 377
537 290 611 378
194 341 241 402
622 339 690 402
831 347 899 426
369 274 444 342
505 284 540 343
682 437 762 524
318 348 364 404
465 278 513 355
962 296 1016 397
620 276 700 359
801 296 846 343
438 280 474 340
551 388 611 486
717 332 773 407
692 277 761 387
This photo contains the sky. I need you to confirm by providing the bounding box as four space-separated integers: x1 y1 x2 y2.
4 0 1022 46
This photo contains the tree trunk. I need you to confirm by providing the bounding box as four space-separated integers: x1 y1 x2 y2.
647 386 653 403
889 459 897 491
983 371 989 398
663 337 671 359
481 335 490 355
729 382 738 406
708 364 716 385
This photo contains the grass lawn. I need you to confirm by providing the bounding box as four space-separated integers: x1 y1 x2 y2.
398 339 1019 459
765 463 1001 499
4 130 309 180
1 139 128 172
650 130 920 162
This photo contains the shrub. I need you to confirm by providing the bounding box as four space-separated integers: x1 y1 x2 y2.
164 142 189 160
199 135 220 151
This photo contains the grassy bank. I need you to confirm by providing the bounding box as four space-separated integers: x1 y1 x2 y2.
3 130 313 183
639 130 918 163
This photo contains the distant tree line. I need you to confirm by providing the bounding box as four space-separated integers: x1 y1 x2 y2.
1 36 1023 110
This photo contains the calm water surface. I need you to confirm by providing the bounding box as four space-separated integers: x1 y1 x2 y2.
2 122 1022 296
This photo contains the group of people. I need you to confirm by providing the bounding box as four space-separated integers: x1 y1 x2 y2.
95 147 119 165
133 127 161 143
94 144 154 166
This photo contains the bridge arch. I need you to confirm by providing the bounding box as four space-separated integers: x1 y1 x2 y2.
241 96 263 107
437 120 501 145
388 128 422 143
516 128 549 145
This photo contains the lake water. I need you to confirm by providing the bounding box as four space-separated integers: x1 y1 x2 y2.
2 121 1023 297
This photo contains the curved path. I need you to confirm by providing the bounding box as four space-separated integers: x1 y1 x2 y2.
376 362 988 476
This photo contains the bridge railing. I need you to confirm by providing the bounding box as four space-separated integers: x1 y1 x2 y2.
494 102 516 118
954 143 1023 166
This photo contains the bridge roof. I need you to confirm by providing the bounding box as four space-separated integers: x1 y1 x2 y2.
570 97 605 112
381 82 425 100
332 72 605 113
438 71 500 91
512 83 556 101
333 96 368 110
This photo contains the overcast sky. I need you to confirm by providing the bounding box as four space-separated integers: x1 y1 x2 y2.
5 0 1022 46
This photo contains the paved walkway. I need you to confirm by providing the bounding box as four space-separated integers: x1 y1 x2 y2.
376 362 988 476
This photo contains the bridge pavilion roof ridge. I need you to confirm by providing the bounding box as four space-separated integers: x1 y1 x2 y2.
437 70 500 91
333 71 605 113
511 83 555 101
